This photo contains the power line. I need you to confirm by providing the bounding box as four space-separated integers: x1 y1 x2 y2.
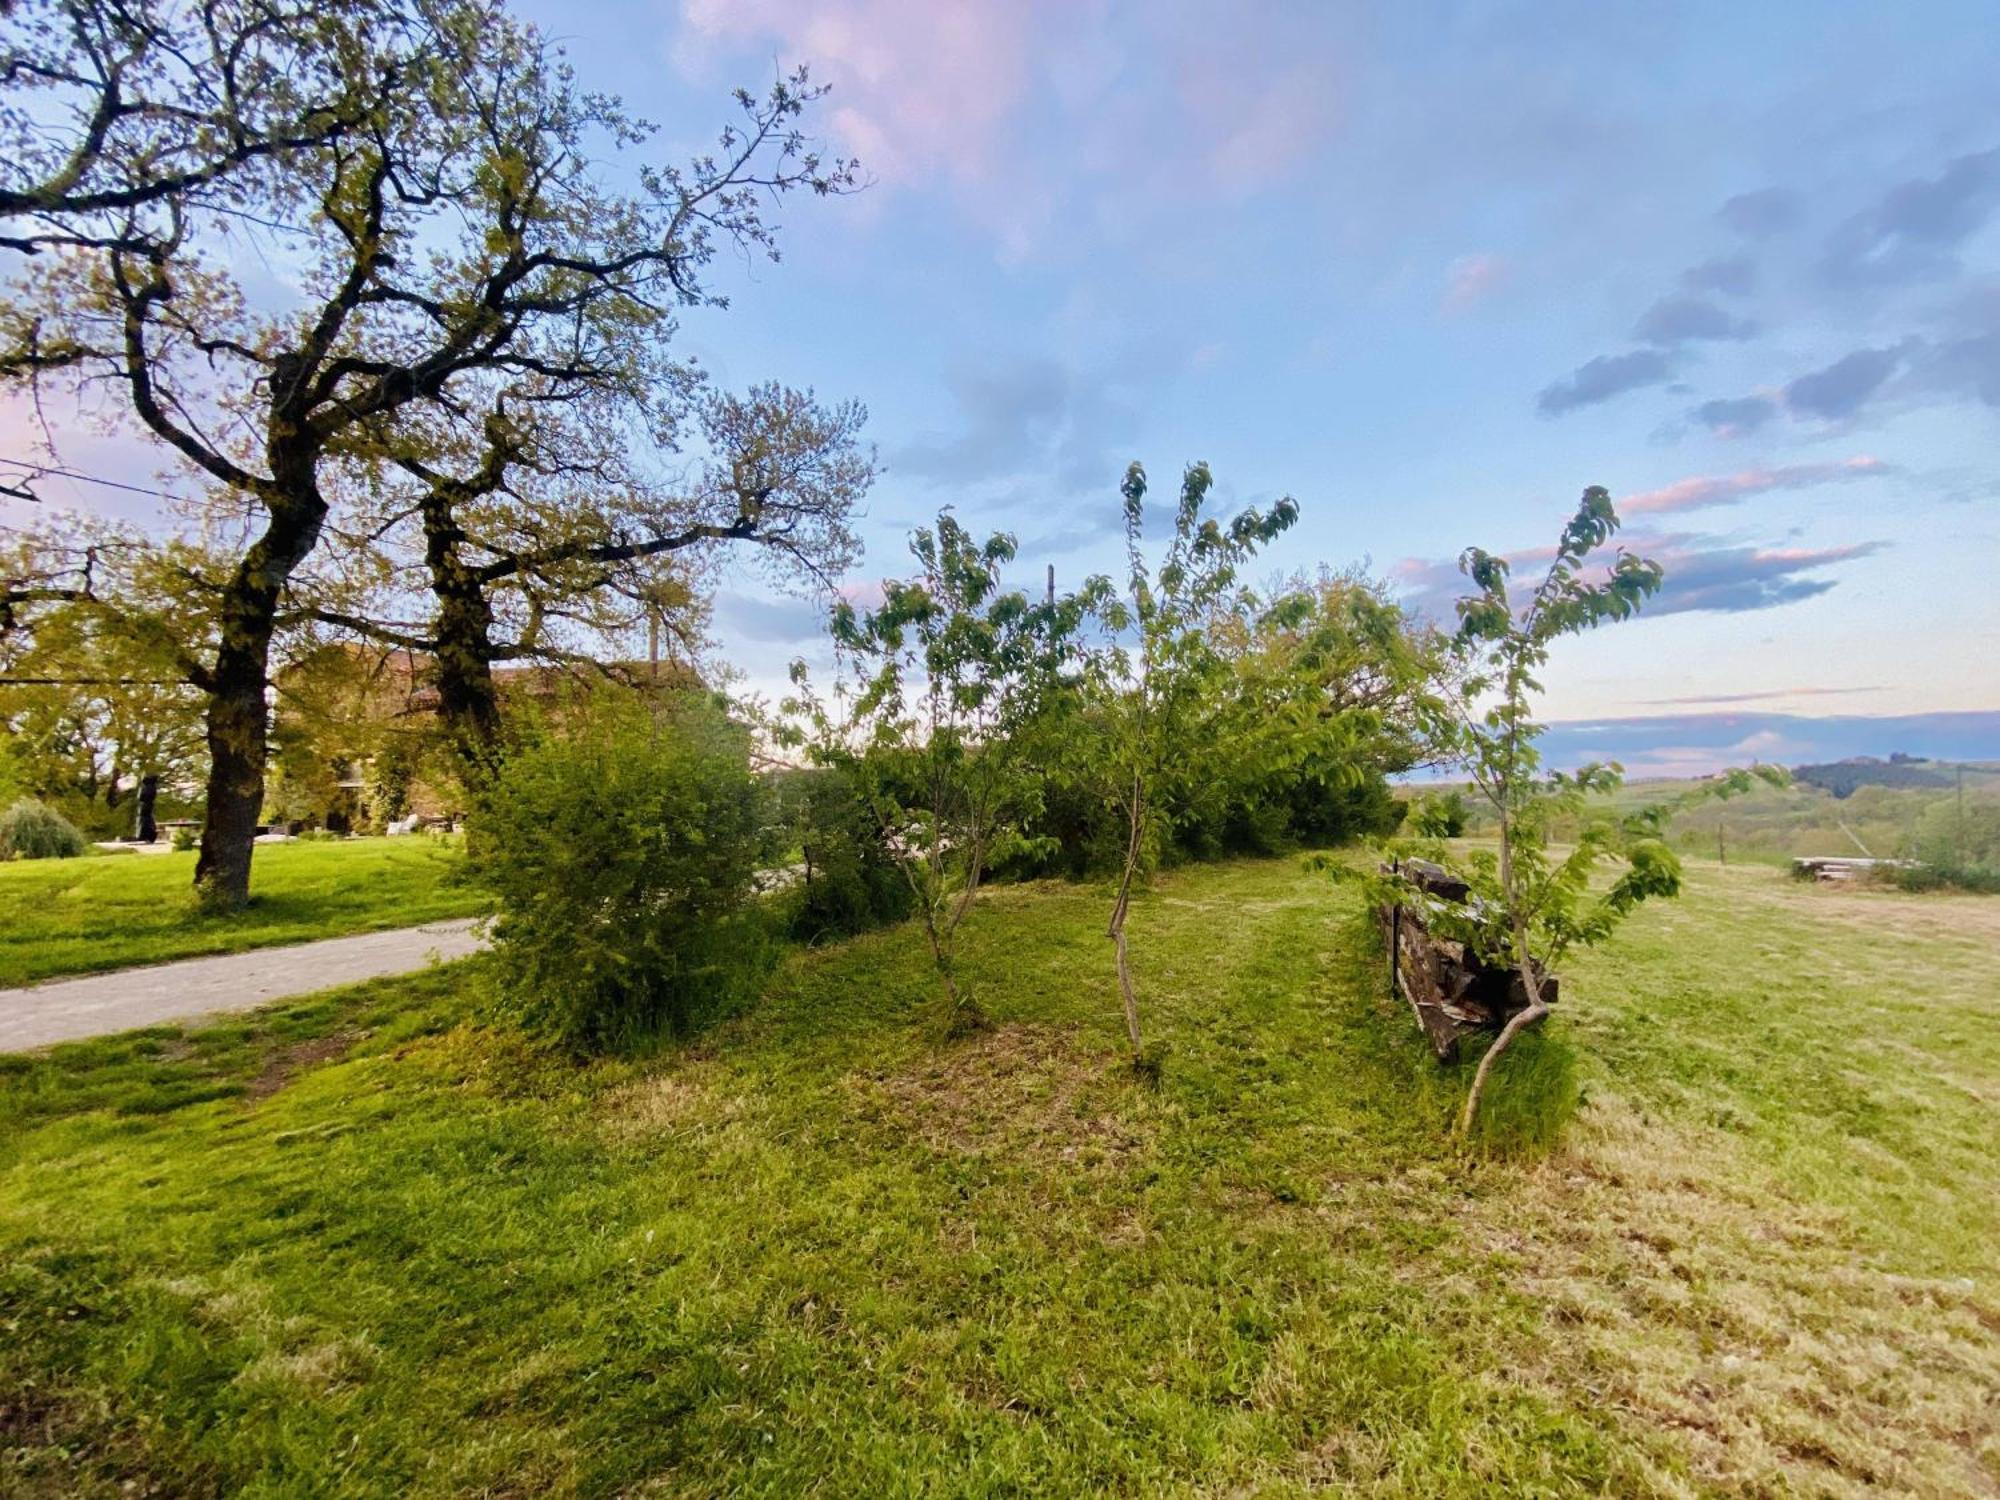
0 677 186 687
0 456 189 506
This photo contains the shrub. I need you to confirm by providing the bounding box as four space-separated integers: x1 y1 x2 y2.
171 825 198 852
986 765 1126 880
781 767 914 943
0 799 89 860
1898 796 2000 892
1285 771 1408 848
468 695 772 1050
1892 860 2000 895
1409 788 1469 839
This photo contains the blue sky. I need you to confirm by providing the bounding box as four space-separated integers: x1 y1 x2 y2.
9 0 1998 772
641 1 2000 741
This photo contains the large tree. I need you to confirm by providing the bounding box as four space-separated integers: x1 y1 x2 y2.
304 379 871 780
1 0 854 905
1 0 393 247
0 517 213 831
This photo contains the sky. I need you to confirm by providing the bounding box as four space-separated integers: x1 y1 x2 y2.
7 0 1998 774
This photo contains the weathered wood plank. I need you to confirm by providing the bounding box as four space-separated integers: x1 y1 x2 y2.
1377 862 1557 1063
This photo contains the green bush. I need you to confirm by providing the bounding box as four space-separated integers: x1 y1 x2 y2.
986 770 1127 880
1283 771 1408 848
1409 788 1470 839
1892 860 2000 895
781 767 914 943
991 762 1410 880
1886 797 2000 893
0 799 89 860
469 695 773 1050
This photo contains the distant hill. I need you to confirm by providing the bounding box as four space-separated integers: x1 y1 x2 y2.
1532 711 2000 780
1793 757 1965 799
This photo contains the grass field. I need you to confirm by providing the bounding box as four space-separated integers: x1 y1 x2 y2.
0 838 486 987
1 857 1994 1495
1441 768 2000 871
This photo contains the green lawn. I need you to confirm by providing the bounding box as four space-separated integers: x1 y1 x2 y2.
1 858 1994 1495
0 838 486 987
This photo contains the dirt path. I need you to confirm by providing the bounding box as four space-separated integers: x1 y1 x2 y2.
0 918 487 1053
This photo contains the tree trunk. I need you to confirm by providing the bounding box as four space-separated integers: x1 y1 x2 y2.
193 465 328 909
1456 809 1547 1135
423 494 504 788
434 623 501 782
194 605 276 906
1457 996 1548 1135
1108 772 1145 1066
1457 918 1548 1135
919 902 981 1034
135 773 159 843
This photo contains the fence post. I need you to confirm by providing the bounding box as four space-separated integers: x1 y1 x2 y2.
1388 857 1401 997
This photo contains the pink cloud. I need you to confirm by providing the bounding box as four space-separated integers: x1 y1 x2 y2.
835 578 887 610
1622 456 1891 517
1748 542 1879 566
673 1 1342 259
1603 729 1810 779
1441 253 1508 314
1643 686 1885 706
1388 538 1554 588
677 0 1058 197
1180 56 1336 192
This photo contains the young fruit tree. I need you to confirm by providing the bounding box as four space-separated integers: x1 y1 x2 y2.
1093 461 1298 1072
1400 486 1681 1134
784 513 1081 1035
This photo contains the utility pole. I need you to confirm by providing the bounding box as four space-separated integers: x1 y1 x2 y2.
1046 564 1055 607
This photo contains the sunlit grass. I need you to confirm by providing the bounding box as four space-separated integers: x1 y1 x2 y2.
0 838 484 986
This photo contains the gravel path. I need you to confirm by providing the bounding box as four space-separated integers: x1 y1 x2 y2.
0 918 488 1053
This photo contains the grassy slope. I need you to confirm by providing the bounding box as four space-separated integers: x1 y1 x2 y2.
1440 774 2000 867
0 839 485 987
1622 776 1997 866
1 859 1995 1496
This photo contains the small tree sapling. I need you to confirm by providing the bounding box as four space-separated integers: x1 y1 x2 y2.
785 513 1080 1034
1395 486 1680 1134
1092 461 1298 1072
